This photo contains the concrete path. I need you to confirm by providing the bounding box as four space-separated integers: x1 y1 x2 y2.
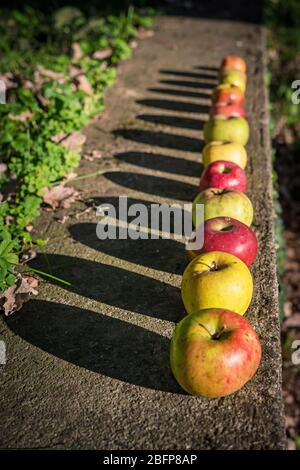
0 16 286 449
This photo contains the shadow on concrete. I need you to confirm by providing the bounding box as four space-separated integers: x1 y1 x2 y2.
137 112 204 129
159 79 214 91
160 69 218 80
115 151 202 176
30 254 182 322
69 222 187 274
6 300 183 393
104 171 198 201
147 87 212 100
136 98 209 113
114 129 203 153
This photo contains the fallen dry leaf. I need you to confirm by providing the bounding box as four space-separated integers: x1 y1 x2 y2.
0 72 18 90
130 40 138 49
60 131 86 153
43 184 79 209
83 149 102 161
136 28 154 39
8 110 33 122
35 65 65 82
92 48 113 60
51 131 67 144
72 42 84 62
0 275 39 316
19 249 37 265
0 163 7 174
74 74 93 95
62 172 78 183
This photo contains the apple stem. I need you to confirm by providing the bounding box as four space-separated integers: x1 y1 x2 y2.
212 327 225 340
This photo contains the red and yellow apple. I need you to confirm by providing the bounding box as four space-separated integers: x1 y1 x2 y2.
203 116 250 146
210 103 246 118
186 216 258 267
192 188 253 227
212 84 244 106
202 141 247 169
221 55 247 74
170 308 261 397
199 160 247 192
181 251 253 315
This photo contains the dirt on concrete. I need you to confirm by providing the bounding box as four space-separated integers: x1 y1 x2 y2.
0 15 286 449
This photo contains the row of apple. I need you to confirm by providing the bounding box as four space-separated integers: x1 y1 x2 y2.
170 56 262 398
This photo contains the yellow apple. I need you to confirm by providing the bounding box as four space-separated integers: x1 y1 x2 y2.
202 141 247 169
181 251 253 316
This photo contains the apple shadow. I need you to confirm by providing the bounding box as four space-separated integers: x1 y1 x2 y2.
5 300 183 393
159 79 214 91
69 223 187 275
115 151 202 177
135 99 209 114
159 69 218 81
137 112 204 130
91 196 192 237
30 254 183 323
104 171 198 201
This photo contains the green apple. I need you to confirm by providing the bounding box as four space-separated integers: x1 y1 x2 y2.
170 308 261 397
220 70 246 93
181 251 253 315
204 116 249 146
193 188 253 227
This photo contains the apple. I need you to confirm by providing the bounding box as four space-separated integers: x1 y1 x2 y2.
186 216 258 267
199 160 247 192
192 188 253 227
181 251 253 316
221 55 247 74
210 103 246 118
202 141 247 169
220 70 246 93
203 116 250 145
212 84 244 106
170 308 261 397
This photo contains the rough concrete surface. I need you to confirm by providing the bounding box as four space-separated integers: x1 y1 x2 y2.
0 16 286 449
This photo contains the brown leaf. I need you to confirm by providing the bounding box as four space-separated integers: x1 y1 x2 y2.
51 131 67 144
0 72 18 90
43 184 79 209
83 149 102 161
130 40 138 49
92 48 113 60
136 28 154 39
35 65 65 82
74 74 93 95
60 131 86 154
69 65 82 78
72 42 84 62
8 110 33 122
0 163 7 174
19 249 37 265
62 172 78 183
0 275 39 316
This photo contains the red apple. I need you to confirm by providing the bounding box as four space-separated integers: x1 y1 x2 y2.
170 308 261 397
221 55 247 74
210 103 246 118
199 160 247 192
186 216 258 267
212 84 244 106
